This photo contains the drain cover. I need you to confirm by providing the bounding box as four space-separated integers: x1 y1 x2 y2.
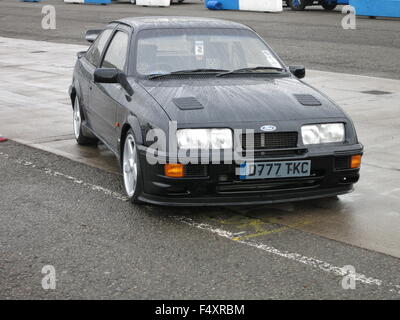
361 90 392 95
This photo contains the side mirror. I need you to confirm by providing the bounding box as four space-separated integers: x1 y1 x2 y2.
94 68 134 96
77 50 86 59
289 65 306 79
85 29 102 43
94 68 119 83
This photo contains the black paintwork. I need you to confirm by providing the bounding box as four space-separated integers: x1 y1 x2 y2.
69 16 362 206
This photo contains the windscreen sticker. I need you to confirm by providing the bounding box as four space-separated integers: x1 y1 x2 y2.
262 50 281 68
195 41 204 60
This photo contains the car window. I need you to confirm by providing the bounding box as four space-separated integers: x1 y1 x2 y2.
85 29 113 67
102 31 129 71
135 28 283 76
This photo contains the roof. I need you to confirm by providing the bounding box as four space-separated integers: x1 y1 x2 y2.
113 16 250 31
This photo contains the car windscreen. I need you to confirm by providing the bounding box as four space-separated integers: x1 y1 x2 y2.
134 28 283 76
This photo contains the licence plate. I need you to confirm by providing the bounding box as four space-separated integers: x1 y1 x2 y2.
239 160 311 180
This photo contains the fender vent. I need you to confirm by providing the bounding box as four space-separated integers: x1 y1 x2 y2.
173 97 203 110
294 94 321 106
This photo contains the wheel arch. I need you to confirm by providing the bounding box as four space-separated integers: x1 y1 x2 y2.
70 86 77 109
70 81 89 123
119 115 143 162
69 79 83 109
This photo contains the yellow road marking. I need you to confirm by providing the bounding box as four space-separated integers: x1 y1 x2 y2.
232 220 314 241
208 215 315 241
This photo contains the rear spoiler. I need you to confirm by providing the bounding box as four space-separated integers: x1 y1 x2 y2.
85 29 102 43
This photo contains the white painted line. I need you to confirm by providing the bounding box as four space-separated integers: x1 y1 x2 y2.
0 152 128 202
174 216 400 294
13 138 120 174
1 150 399 295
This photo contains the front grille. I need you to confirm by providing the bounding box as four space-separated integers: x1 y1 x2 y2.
241 132 298 150
217 176 323 194
251 149 307 159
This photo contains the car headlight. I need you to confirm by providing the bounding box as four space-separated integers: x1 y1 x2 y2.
301 123 345 145
176 128 233 149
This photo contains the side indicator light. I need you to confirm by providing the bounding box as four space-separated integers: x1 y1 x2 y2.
351 155 362 169
165 164 184 178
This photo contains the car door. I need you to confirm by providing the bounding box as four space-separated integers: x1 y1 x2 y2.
89 29 130 152
80 28 113 129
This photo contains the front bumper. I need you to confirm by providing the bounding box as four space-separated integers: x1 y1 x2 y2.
136 145 362 206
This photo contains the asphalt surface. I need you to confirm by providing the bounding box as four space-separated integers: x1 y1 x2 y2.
1 140 400 299
0 0 400 79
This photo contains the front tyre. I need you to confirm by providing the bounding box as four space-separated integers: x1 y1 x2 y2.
289 0 307 10
122 130 144 204
73 96 98 146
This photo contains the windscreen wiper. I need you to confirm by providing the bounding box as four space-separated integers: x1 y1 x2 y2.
148 68 229 79
216 66 285 77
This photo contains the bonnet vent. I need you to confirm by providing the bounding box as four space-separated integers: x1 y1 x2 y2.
294 94 321 106
173 97 203 110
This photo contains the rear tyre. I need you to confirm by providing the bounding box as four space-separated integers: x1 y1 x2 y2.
73 96 98 146
321 1 337 10
122 130 144 204
289 0 307 11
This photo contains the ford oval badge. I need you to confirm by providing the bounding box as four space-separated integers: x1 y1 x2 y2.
260 125 277 132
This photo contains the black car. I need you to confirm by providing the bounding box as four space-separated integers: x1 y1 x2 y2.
69 16 362 206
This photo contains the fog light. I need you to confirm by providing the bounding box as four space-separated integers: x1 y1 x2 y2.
165 164 184 178
351 155 362 169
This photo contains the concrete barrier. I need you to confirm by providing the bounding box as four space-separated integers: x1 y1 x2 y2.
64 0 111 4
350 0 400 18
136 0 171 6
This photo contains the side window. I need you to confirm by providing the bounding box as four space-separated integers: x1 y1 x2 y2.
86 29 113 67
101 31 129 71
